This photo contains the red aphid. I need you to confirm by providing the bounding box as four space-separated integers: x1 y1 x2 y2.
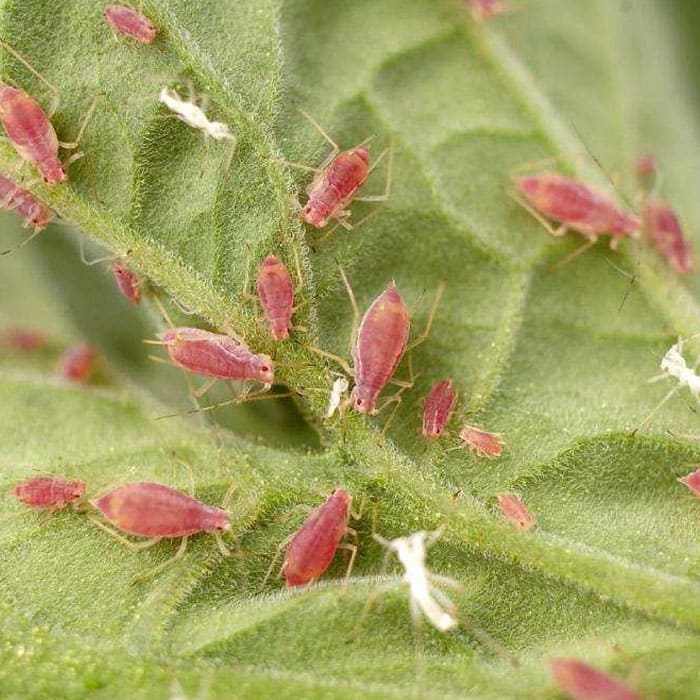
60 342 96 382
351 282 410 414
459 424 503 458
301 147 370 228
283 488 354 587
103 4 157 44
13 476 86 511
679 467 700 497
514 171 641 244
0 171 52 230
468 0 511 21
635 154 658 192
496 493 535 531
111 260 141 304
643 200 694 274
0 84 66 185
160 328 274 387
422 379 457 438
550 658 642 700
1 326 46 351
91 482 230 539
257 254 294 341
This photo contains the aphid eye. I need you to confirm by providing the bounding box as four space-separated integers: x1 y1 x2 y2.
261 365 270 372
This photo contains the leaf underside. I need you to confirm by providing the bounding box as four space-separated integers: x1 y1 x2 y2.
1 0 700 698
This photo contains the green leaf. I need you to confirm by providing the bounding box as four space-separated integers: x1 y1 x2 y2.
1 1 700 698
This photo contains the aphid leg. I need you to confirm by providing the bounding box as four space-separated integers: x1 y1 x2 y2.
56 93 102 167
405 282 445 353
193 377 217 399
87 514 162 551
549 237 598 271
134 536 190 582
508 156 558 177
631 384 681 436
507 189 568 238
354 144 394 203
0 37 61 115
260 531 296 590
338 265 361 349
78 237 127 266
337 542 358 589
0 227 43 256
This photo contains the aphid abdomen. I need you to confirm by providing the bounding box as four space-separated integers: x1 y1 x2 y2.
0 86 64 184
352 283 410 413
104 5 157 44
111 261 141 304
92 482 215 538
257 255 294 340
283 489 351 587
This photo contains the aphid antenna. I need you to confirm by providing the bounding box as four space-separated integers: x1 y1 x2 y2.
0 227 43 256
155 389 293 420
0 37 60 109
298 108 340 160
78 236 128 266
57 92 103 152
405 281 445 353
548 238 598 271
507 156 560 179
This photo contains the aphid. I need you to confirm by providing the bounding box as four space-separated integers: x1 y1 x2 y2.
643 200 694 274
326 376 349 418
468 0 511 21
496 493 535 531
288 110 390 230
159 328 274 388
13 476 86 511
0 40 98 185
103 4 157 44
550 658 642 700
374 529 458 632
510 170 641 258
312 271 442 421
158 88 235 142
422 379 457 438
459 424 504 458
90 481 234 574
280 488 357 587
678 466 700 497
1 326 46 351
256 255 294 341
635 154 658 192
60 342 96 382
111 260 141 304
0 171 52 231
634 337 700 434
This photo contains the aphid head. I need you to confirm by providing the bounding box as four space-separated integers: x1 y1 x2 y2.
69 480 87 501
329 487 352 513
354 147 370 164
301 200 330 228
40 158 67 186
514 174 548 208
255 354 275 386
351 384 377 414
207 508 232 533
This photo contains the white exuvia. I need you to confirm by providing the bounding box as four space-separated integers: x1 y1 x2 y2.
326 376 349 418
159 88 235 141
374 529 458 632
659 341 700 396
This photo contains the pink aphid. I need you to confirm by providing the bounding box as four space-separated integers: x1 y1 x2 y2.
514 172 641 245
13 476 86 511
459 424 503 458
91 482 231 546
635 154 658 192
60 342 96 382
160 328 274 387
422 379 457 439
352 282 410 414
496 493 535 531
1 326 46 351
283 488 354 587
302 147 370 228
103 5 157 44
0 84 67 185
679 467 700 497
468 0 511 21
550 658 642 700
111 260 141 304
643 200 694 274
0 171 52 230
257 255 293 341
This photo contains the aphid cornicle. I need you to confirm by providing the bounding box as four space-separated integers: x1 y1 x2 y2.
159 328 274 388
256 255 294 341
422 379 457 438
60 342 96 382
13 476 86 511
550 657 642 700
103 4 157 44
511 170 641 249
282 488 356 587
111 260 141 304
